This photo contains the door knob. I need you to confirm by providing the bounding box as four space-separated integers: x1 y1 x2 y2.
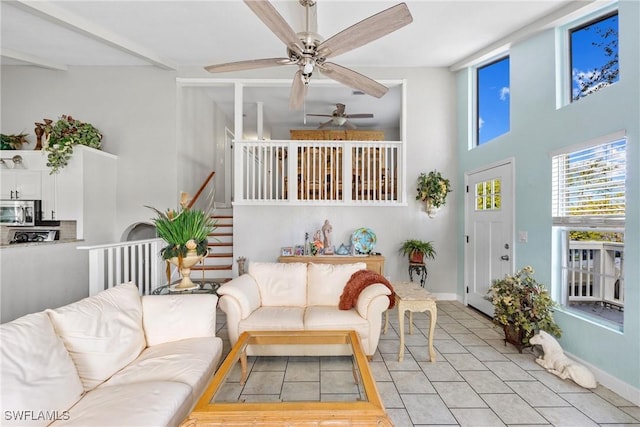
500 255 510 261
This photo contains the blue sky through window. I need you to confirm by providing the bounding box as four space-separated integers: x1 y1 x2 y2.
571 12 619 101
477 56 510 145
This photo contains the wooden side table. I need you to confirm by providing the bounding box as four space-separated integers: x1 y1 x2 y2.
384 281 437 362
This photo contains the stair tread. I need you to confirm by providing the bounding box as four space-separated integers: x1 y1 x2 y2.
192 265 233 271
207 253 233 258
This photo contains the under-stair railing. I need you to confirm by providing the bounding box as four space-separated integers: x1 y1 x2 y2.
234 140 403 204
78 238 165 296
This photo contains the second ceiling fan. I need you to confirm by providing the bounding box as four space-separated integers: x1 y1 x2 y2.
204 0 413 110
307 103 373 129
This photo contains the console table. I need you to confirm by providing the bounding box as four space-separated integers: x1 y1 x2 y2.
278 255 384 275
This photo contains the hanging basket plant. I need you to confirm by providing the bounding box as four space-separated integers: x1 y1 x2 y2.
37 115 103 174
416 170 452 216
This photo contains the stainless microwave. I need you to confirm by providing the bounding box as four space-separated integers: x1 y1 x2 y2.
0 200 40 226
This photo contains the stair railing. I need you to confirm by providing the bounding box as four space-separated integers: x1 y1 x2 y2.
78 238 165 296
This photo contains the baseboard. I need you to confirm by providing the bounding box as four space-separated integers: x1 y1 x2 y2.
430 292 458 301
564 350 640 406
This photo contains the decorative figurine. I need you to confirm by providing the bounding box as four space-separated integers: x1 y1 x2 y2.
322 220 334 254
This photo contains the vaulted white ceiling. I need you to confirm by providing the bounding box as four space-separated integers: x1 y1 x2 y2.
1 1 588 135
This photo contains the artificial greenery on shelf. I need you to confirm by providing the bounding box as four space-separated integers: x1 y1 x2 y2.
0 133 29 150
37 115 102 174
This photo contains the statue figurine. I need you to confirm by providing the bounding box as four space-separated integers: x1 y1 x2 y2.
236 256 247 276
322 220 333 254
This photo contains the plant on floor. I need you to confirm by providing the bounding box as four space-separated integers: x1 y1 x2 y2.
38 115 103 174
487 266 562 348
399 239 436 264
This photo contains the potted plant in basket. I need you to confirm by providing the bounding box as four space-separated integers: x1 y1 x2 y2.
147 192 216 289
399 239 436 264
487 266 562 352
416 170 452 217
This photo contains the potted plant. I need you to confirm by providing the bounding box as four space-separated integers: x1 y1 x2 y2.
147 192 216 289
399 239 436 264
37 115 103 174
1 133 29 150
416 170 452 217
487 266 562 352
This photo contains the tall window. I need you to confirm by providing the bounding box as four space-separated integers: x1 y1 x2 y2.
476 56 510 145
552 136 626 329
570 11 619 101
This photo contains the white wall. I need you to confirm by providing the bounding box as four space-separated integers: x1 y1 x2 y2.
0 66 179 238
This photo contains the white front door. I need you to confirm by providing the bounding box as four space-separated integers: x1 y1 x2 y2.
465 161 514 316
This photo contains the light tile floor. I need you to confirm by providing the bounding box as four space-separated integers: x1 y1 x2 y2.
215 301 640 426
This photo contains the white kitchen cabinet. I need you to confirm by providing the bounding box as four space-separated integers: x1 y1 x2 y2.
0 169 43 200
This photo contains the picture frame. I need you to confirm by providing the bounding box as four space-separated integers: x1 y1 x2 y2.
294 245 304 256
281 247 294 256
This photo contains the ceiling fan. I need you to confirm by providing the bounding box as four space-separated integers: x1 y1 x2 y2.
204 0 413 110
307 103 373 129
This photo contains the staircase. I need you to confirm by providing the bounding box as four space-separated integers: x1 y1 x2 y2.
191 207 234 284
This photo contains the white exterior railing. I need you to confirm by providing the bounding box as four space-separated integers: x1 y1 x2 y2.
78 238 167 296
566 240 624 307
233 140 404 204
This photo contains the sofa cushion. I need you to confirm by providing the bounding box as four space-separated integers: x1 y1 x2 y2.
103 336 223 401
46 282 146 391
50 381 192 427
142 294 218 346
249 262 308 307
0 312 84 427
239 306 305 331
304 306 369 335
307 262 367 306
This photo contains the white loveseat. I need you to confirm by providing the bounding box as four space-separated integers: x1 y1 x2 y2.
0 282 223 427
218 261 392 357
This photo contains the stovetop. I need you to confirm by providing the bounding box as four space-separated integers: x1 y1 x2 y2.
8 229 59 244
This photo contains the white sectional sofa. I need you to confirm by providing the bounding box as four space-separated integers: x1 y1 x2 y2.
0 282 223 427
218 261 392 357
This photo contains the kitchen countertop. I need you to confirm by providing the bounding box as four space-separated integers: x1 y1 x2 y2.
0 239 83 249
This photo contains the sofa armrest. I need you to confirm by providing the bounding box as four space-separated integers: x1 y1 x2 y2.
142 294 218 346
217 274 261 319
355 284 392 319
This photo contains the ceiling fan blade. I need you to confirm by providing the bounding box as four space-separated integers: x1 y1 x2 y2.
344 120 358 130
306 114 333 117
289 70 308 110
205 58 291 73
318 120 333 129
244 0 303 55
317 3 413 59
319 62 388 98
345 113 374 119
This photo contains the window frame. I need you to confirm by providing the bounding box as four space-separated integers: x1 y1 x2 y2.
557 3 619 107
551 131 627 331
474 55 511 147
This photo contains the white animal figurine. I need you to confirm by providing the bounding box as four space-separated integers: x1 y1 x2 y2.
530 330 597 389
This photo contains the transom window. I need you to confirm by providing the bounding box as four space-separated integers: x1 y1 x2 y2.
476 56 510 145
570 11 619 102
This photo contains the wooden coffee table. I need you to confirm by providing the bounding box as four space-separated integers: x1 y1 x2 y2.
181 330 392 426
384 281 437 362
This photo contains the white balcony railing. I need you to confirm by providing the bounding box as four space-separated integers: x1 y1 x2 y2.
233 140 403 204
565 240 624 307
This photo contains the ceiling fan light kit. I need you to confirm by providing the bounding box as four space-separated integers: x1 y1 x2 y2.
205 0 413 109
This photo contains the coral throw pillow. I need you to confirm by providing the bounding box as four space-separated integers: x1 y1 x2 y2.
339 270 395 310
